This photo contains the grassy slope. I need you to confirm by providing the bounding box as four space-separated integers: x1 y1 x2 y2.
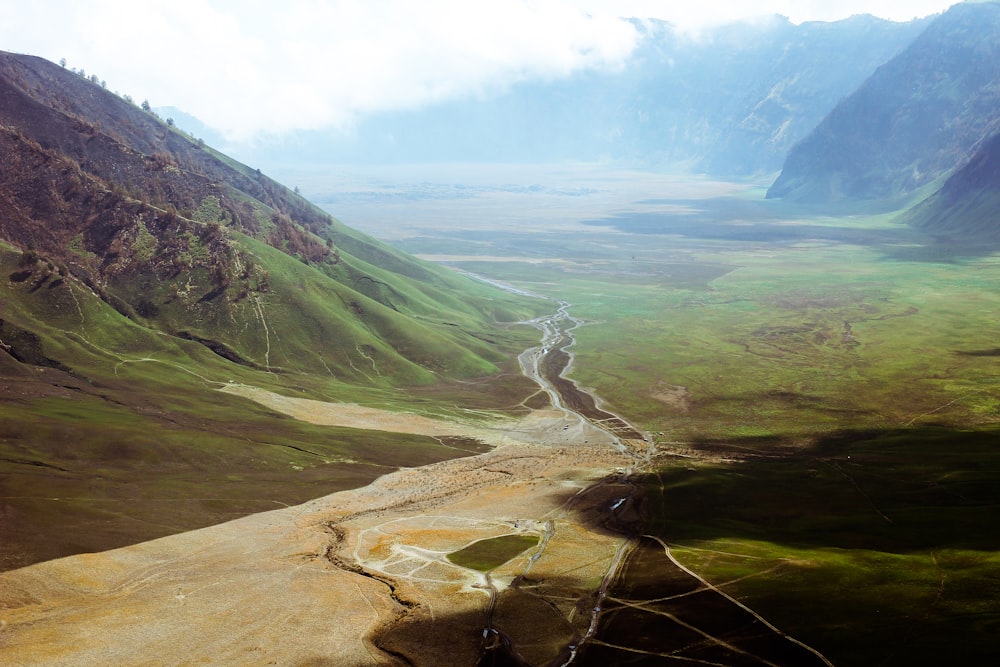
151 232 519 383
0 242 543 571
1 55 556 571
0 51 545 389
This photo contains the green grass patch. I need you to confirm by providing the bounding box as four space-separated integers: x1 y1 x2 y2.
638 424 1000 665
447 534 539 572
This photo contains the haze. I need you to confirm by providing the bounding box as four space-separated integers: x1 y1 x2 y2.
0 0 958 141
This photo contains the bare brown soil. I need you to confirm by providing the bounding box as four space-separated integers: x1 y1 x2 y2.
0 392 631 666
0 384 832 666
650 381 692 413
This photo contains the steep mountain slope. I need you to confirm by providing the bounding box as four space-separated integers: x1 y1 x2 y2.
0 50 534 383
224 14 926 177
0 51 544 570
767 2 1000 204
904 129 1000 238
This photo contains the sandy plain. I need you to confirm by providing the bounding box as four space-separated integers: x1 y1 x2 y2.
0 380 638 665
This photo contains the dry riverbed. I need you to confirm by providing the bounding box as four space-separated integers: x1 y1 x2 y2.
0 290 834 665
0 389 632 665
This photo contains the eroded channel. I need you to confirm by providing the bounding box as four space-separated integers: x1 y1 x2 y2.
227 290 832 666
476 298 649 666
523 302 644 442
477 296 832 667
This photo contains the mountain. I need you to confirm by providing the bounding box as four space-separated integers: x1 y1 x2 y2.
0 50 535 382
767 2 1000 204
226 14 927 177
0 51 542 570
904 129 1000 238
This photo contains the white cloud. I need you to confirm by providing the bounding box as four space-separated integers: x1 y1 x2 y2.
0 0 957 140
0 0 638 140
576 0 957 26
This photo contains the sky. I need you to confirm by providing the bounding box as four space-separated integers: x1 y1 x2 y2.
0 0 962 141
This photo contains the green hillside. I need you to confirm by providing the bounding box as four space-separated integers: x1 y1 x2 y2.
0 51 546 570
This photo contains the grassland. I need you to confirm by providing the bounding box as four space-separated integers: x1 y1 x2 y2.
0 239 544 571
453 236 1000 662
347 169 1000 664
447 534 540 572
442 217 1000 443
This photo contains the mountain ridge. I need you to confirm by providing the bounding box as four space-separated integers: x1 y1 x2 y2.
904 128 1000 238
0 50 538 382
767 1 1000 204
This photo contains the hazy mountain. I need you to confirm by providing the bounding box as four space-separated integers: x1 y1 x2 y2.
224 14 927 177
767 2 1000 204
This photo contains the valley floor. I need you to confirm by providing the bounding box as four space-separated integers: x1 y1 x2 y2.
7 166 995 664
0 299 832 666
0 422 625 665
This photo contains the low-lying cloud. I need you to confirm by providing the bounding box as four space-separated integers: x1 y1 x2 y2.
1 0 638 141
0 0 956 141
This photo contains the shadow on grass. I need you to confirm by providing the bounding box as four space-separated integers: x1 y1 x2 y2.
654 425 1000 553
628 425 1000 666
358 426 1000 666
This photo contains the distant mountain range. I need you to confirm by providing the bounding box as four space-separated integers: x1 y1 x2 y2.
178 3 1000 239
206 13 928 178
166 5 1000 230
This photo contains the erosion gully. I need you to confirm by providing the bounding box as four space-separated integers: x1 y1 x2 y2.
474 291 833 667
476 297 648 666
